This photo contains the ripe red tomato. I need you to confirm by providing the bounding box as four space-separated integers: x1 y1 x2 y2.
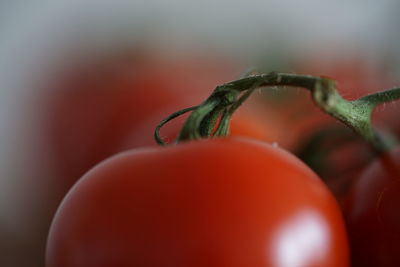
41 49 240 186
46 138 349 267
344 147 400 267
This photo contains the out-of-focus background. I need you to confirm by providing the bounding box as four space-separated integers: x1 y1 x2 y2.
1 1 400 266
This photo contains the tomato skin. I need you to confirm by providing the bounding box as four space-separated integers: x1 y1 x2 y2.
46 138 348 267
344 148 400 267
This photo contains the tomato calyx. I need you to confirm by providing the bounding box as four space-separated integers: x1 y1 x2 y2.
156 71 400 152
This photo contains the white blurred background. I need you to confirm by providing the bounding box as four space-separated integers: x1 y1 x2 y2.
1 1 400 266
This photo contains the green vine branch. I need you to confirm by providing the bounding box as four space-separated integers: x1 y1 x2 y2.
155 72 400 153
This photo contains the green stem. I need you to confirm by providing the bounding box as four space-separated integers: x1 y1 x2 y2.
155 106 198 145
214 87 256 136
358 87 400 106
312 79 400 152
177 89 240 142
156 72 400 152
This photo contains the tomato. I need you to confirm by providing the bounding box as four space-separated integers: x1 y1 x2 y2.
344 147 400 267
295 126 375 206
46 138 348 267
41 48 240 187
321 140 372 205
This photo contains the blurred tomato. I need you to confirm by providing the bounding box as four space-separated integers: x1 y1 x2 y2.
344 147 400 267
295 126 374 206
41 47 240 188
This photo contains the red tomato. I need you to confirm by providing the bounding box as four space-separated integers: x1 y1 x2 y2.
321 140 373 205
46 138 348 267
41 49 240 186
344 147 400 267
294 126 375 206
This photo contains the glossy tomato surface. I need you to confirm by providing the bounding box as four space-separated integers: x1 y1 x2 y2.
46 138 348 267
345 148 400 267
